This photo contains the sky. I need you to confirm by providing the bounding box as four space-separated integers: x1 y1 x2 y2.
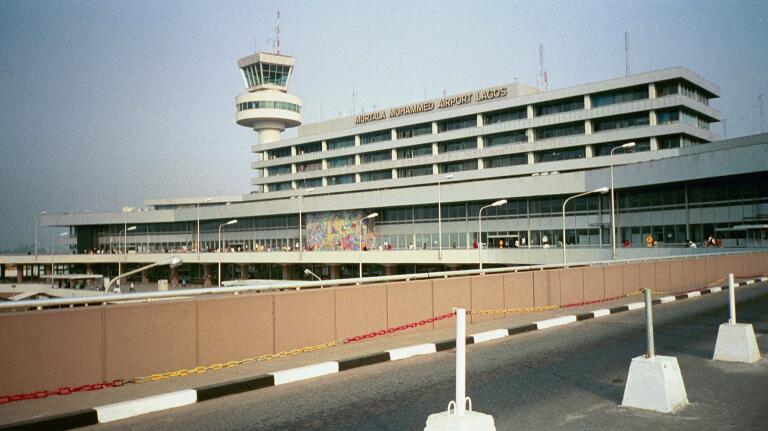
0 0 766 251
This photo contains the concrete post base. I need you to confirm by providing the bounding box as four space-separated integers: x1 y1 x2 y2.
424 411 496 431
621 355 688 413
713 323 761 363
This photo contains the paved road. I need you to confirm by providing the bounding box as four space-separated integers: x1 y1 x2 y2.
93 286 768 431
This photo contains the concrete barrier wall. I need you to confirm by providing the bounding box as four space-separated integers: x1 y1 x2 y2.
1 251 766 394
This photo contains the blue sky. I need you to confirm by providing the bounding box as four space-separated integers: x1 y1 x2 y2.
0 0 766 250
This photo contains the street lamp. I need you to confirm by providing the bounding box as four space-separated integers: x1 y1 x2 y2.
610 142 636 260
218 219 238 287
358 212 378 278
304 268 322 282
50 231 68 288
117 225 136 287
105 256 183 294
298 188 315 260
35 211 47 259
197 197 213 256
562 187 609 266
478 199 507 270
438 174 454 260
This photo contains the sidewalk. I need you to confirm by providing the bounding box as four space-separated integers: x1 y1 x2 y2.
1 276 765 428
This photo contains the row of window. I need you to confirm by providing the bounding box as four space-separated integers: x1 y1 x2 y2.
237 100 301 113
241 63 291 88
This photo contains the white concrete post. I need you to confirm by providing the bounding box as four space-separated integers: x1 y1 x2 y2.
728 273 736 324
455 308 466 415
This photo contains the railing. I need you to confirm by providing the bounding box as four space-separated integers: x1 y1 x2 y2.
1 249 762 311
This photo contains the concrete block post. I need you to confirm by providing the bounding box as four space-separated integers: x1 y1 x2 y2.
239 264 249 280
384 265 396 276
282 264 291 281
202 265 212 287
621 289 688 413
713 273 761 363
141 270 150 284
86 264 93 275
17 265 24 283
330 265 340 280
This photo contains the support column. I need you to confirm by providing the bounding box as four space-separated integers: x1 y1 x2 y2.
282 264 291 281
384 265 396 276
329 264 340 280
17 265 24 283
239 264 249 280
202 264 212 288
170 268 180 288
86 264 93 275
141 269 150 284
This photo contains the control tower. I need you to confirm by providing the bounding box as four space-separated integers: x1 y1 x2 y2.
235 52 302 146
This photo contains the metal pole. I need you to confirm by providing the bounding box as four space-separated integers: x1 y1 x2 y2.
35 214 39 259
455 307 466 415
358 219 363 279
50 236 54 288
644 288 655 358
299 194 303 260
438 180 442 260
728 273 736 324
196 202 200 257
218 225 222 287
562 200 567 266
478 208 483 270
610 156 616 260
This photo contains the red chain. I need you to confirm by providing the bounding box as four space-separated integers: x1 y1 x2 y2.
343 311 456 344
561 295 626 308
0 379 125 405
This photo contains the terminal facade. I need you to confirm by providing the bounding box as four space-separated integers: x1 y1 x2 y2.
39 52 768 281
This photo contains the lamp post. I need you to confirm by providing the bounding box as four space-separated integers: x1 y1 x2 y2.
610 142 636 260
304 268 322 282
298 188 315 260
50 231 68 288
117 225 136 287
105 256 183 294
438 174 454 260
218 219 238 287
562 187 609 266
478 199 507 270
358 212 378 278
197 197 212 257
35 211 47 259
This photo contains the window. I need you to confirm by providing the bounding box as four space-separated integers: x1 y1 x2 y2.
327 136 355 150
484 154 527 168
297 178 322 189
681 82 710 105
485 131 527 147
658 135 681 149
269 181 292 192
483 107 527 124
656 109 679 124
361 170 392 182
296 161 322 172
535 147 586 162
534 97 584 116
398 165 433 178
439 160 477 173
360 130 391 144
237 100 301 114
266 165 291 176
398 144 433 159
327 174 355 185
397 123 432 139
534 122 585 140
267 147 292 159
362 150 391 164
593 112 649 132
591 85 648 107
656 81 679 97
297 142 322 155
437 115 476 133
327 156 354 168
439 138 476 153
594 139 651 156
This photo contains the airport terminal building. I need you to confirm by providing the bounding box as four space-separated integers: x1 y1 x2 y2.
35 53 768 281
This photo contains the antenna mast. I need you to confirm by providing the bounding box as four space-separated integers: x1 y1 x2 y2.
275 10 281 55
538 44 548 91
625 32 630 76
760 94 765 133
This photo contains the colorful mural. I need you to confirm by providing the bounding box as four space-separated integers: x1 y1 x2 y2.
305 211 377 251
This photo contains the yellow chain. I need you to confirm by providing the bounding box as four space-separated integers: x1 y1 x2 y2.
131 340 339 384
470 305 560 315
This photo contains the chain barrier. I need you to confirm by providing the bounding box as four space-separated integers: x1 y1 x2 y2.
343 311 456 344
0 379 125 405
469 305 559 315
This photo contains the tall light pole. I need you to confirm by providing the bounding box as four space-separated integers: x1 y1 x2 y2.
35 211 47 259
298 188 315 260
438 174 454 260
117 225 136 286
50 231 68 288
562 187 609 266
105 256 183 294
218 219 238 287
358 212 378 278
610 142 636 260
478 199 507 270
197 197 212 257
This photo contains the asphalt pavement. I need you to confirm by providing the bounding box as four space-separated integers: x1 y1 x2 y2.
87 284 768 431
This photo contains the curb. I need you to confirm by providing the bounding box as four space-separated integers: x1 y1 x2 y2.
2 276 766 430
